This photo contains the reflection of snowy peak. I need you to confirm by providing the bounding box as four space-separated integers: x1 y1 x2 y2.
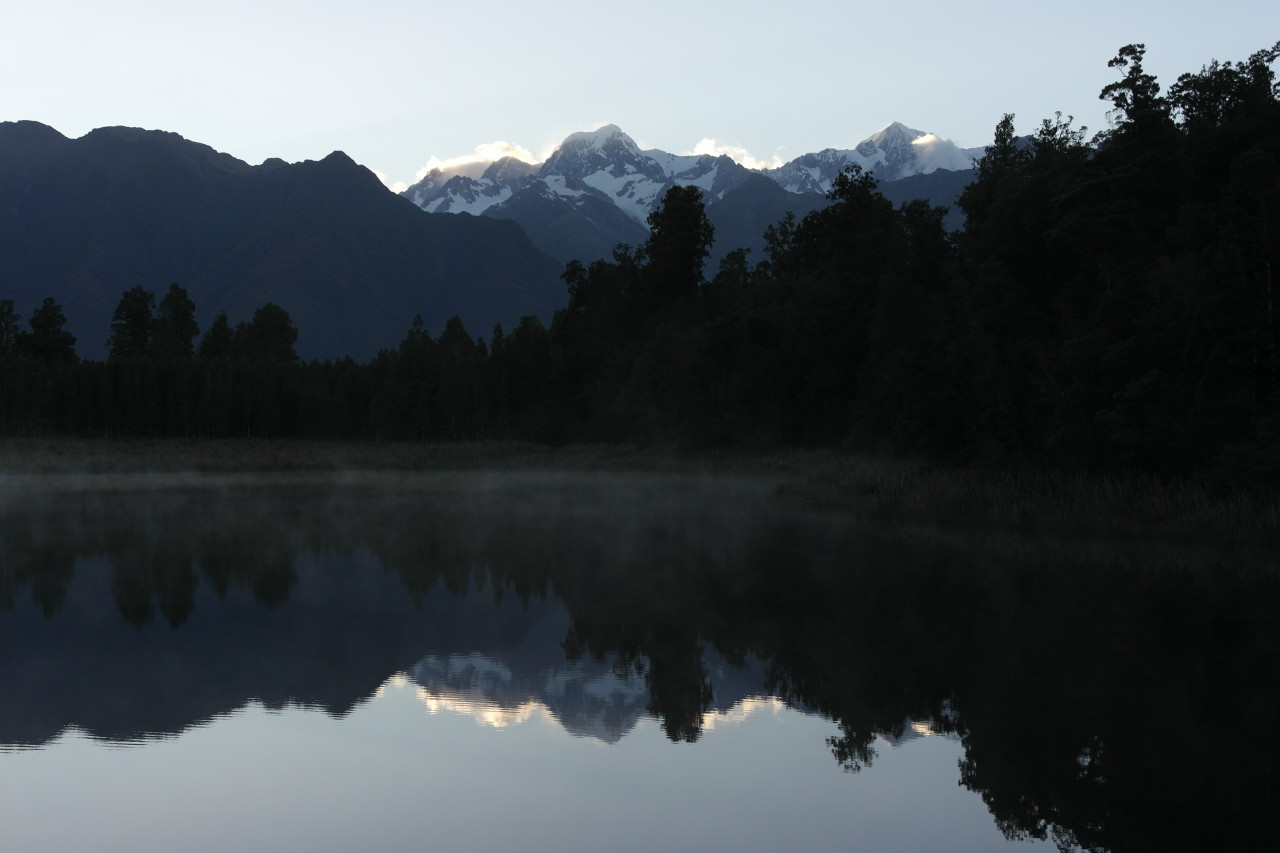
401 648 779 744
405 652 649 743
766 122 980 193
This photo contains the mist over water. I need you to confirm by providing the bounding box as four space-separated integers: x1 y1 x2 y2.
1 470 1276 852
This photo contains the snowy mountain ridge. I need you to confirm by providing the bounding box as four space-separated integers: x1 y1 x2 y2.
408 124 758 227
766 122 986 192
401 122 984 268
403 121 982 225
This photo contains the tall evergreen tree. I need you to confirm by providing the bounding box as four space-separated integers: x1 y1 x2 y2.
198 313 233 361
19 298 77 363
436 316 480 439
637 185 714 310
107 286 156 362
152 283 199 361
371 315 439 439
234 303 299 364
0 300 21 359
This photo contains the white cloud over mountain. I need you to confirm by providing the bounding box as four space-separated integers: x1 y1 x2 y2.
414 140 539 182
686 138 785 170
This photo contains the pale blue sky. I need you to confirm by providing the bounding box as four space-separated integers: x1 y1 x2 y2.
4 1 1275 188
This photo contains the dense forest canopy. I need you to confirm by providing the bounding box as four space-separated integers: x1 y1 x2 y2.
3 42 1278 484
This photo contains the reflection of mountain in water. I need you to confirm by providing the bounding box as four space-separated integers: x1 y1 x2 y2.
400 648 780 744
404 653 647 743
1 473 817 750
874 712 955 747
0 472 815 750
3 473 1278 852
0 543 798 750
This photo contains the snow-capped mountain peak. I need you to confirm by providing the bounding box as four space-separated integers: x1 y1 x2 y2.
559 123 634 152
766 121 979 193
869 120 926 150
508 123 748 225
399 121 981 262
482 156 537 184
540 124 660 185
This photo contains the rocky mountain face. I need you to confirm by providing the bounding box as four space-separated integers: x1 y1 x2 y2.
0 121 566 360
402 122 981 267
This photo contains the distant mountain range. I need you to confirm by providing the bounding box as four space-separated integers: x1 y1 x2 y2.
403 122 983 267
0 120 981 360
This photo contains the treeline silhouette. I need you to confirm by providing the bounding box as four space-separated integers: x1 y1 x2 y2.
2 43 1277 481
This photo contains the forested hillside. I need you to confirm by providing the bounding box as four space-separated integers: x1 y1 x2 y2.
2 43 1277 485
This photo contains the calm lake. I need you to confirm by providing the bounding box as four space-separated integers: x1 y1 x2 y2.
1 470 1275 852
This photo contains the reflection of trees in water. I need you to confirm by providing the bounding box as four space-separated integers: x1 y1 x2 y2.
101 518 200 627
1 503 77 616
6 488 304 623
948 566 1279 853
757 538 1280 852
2 480 1277 851
1 550 74 618
198 530 296 610
538 512 1280 851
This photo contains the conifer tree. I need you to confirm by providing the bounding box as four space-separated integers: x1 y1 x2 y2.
153 284 199 361
234 303 298 364
637 185 714 309
0 300 20 359
20 298 77 363
107 286 155 362
198 313 233 361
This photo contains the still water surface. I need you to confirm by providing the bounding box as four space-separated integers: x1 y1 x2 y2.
1 471 1274 852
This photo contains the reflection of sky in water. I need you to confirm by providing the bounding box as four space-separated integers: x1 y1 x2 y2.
0 684 1049 853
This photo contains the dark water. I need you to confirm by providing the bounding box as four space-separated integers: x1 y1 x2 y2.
1 471 1276 852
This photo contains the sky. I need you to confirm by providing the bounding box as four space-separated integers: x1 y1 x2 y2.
4 1 1276 190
